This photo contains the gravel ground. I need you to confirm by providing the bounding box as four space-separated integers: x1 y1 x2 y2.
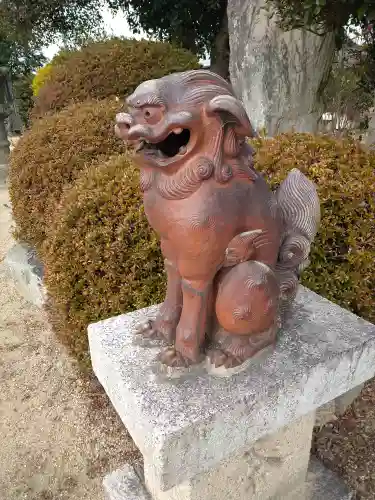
313 381 375 499
0 176 139 500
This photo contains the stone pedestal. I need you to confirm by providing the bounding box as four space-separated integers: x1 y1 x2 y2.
143 413 315 500
89 286 375 499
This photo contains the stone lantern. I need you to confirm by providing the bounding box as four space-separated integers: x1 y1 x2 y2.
0 66 11 167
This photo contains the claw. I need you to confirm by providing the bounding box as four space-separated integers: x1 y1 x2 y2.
207 348 242 368
158 347 192 368
134 319 162 340
135 320 152 334
224 355 242 368
208 348 227 367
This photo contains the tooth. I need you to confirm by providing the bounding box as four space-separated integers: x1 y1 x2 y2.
174 128 183 134
179 146 187 155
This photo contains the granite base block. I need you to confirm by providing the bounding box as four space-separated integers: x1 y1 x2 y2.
89 286 375 493
306 457 354 499
145 413 314 500
104 457 354 500
104 464 149 500
1 243 46 307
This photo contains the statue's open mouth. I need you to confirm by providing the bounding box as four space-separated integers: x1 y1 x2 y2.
136 128 190 159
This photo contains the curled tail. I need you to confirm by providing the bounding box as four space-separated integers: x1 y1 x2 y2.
275 168 320 317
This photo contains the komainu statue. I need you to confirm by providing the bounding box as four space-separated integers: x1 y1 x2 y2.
115 70 320 371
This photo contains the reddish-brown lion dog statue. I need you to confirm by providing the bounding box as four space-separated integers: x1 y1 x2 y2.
115 70 320 371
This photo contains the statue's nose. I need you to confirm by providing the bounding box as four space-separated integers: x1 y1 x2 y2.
114 112 133 141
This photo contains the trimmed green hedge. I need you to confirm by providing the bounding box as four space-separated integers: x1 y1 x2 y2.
31 38 200 119
9 98 125 249
252 133 375 324
42 154 166 368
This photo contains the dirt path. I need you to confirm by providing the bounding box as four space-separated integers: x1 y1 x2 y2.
0 176 139 500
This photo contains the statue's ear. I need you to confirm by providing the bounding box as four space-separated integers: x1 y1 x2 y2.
206 94 257 138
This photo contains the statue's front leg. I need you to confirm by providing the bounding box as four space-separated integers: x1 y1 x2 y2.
159 277 213 367
136 244 182 342
159 247 220 367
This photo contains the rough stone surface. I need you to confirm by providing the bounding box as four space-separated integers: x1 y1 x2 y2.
104 456 354 500
0 164 7 185
227 0 336 135
89 286 375 491
1 242 46 307
315 383 364 427
146 413 314 500
104 464 150 500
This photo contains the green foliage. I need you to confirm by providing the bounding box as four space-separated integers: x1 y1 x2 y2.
12 73 34 127
324 66 372 117
0 0 113 128
359 27 375 93
268 0 375 90
268 0 375 36
322 48 373 129
252 133 375 324
122 0 227 58
0 0 109 50
9 98 125 250
42 154 166 369
31 38 200 118
32 50 72 96
32 64 54 97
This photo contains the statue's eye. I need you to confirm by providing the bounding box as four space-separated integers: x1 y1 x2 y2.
143 107 163 124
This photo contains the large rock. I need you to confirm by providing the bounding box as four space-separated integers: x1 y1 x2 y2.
227 0 336 135
1 243 46 307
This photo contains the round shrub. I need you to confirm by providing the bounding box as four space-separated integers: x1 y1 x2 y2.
42 154 165 368
9 97 125 250
252 133 375 323
31 38 200 118
32 50 72 96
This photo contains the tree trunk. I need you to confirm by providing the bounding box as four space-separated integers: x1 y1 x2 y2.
364 99 375 150
210 8 230 80
227 0 337 135
0 115 9 166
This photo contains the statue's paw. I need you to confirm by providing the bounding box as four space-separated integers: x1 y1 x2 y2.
158 347 201 368
207 348 243 369
135 319 163 341
135 317 178 343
